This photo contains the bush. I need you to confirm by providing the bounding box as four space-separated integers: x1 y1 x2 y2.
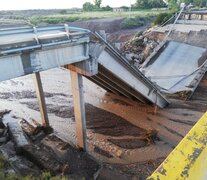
101 5 112 11
83 2 94 11
153 12 174 25
30 16 87 25
121 16 152 29
59 10 67 14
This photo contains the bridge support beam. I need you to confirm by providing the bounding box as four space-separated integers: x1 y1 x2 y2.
70 71 87 150
33 72 49 127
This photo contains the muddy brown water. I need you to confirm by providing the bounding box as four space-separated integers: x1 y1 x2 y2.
0 68 205 179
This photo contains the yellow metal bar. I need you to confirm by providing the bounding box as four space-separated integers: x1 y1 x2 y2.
147 112 207 180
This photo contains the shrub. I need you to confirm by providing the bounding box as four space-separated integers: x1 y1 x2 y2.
153 12 174 25
121 16 152 29
59 10 67 14
30 16 86 25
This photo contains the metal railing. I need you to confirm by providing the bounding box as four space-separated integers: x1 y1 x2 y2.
0 24 90 55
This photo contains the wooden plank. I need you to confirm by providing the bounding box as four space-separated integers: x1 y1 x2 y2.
70 71 87 150
33 72 49 127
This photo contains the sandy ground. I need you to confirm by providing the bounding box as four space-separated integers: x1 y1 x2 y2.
0 67 206 179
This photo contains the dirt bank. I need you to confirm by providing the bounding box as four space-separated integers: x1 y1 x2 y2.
69 17 152 44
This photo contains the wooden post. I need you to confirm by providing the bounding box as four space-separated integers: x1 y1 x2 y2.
33 72 49 127
70 71 87 150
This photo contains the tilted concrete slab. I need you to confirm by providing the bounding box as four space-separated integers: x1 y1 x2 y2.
87 33 169 108
141 41 207 96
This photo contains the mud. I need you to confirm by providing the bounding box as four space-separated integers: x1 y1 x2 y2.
22 101 75 119
85 104 146 137
94 146 114 158
108 138 148 149
0 68 205 179
0 90 67 100
99 158 165 180
41 135 99 178
0 141 41 176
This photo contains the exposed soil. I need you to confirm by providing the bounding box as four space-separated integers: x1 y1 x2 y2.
85 104 147 137
22 101 75 119
70 17 152 44
0 90 67 100
0 67 205 179
99 157 165 180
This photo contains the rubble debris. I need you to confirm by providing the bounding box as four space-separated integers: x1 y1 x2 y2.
20 118 53 142
41 135 100 178
0 110 11 119
166 90 192 100
20 119 42 136
0 141 40 176
22 144 66 175
0 111 11 146
7 122 29 154
122 30 159 68
0 127 9 145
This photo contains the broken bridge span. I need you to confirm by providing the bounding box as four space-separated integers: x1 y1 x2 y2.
0 25 168 149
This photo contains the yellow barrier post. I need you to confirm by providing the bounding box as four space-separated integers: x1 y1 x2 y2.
148 112 207 180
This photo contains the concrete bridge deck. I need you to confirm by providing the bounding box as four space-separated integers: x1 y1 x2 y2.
0 25 169 149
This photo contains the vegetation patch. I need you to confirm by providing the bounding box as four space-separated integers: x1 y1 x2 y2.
0 154 67 180
26 10 166 26
121 16 153 29
153 12 175 25
30 15 89 25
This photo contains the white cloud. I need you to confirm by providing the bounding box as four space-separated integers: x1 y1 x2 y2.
0 0 136 10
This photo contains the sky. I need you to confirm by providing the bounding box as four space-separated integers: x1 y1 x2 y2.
0 0 137 10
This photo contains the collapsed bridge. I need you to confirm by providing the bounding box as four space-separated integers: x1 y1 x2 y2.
0 25 169 149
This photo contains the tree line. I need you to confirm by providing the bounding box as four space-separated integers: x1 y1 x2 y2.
83 0 207 11
179 0 207 7
134 0 207 9
83 0 112 11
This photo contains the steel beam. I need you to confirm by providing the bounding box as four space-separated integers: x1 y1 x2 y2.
92 33 169 108
96 46 169 108
70 71 87 150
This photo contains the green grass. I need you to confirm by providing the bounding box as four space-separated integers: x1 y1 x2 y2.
121 16 154 29
29 10 169 25
0 155 67 180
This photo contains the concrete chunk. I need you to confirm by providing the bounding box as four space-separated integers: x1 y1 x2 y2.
7 122 29 154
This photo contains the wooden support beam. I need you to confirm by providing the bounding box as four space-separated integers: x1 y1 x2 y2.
70 71 87 150
33 72 49 127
